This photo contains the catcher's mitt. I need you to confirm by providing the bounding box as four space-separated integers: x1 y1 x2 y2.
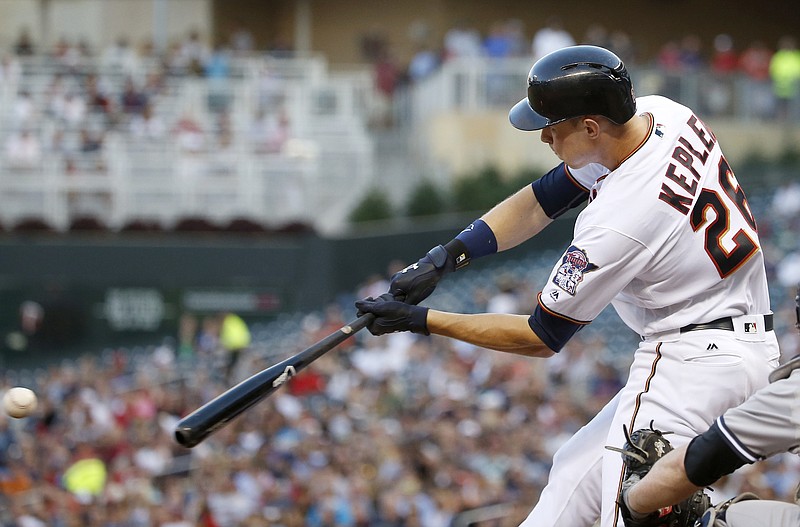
606 422 711 527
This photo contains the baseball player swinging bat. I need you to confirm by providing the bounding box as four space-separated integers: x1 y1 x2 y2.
174 312 374 448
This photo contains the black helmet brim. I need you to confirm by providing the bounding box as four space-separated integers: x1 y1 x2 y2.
508 97 550 131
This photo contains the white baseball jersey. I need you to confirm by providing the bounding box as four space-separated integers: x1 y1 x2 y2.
521 95 781 527
538 95 770 339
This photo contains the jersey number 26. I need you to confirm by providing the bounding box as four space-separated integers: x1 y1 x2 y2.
690 157 759 279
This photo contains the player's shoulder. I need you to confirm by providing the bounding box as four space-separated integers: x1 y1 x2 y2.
635 94 692 118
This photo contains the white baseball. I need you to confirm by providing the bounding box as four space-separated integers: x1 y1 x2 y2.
3 387 38 418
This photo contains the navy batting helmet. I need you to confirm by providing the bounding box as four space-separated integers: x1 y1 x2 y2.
509 45 636 131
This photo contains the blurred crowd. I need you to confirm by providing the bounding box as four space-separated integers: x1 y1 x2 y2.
0 26 293 179
3 19 800 174
0 180 798 527
365 16 800 123
0 17 799 527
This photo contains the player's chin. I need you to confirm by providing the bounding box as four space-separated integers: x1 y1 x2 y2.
565 160 589 170
551 148 572 165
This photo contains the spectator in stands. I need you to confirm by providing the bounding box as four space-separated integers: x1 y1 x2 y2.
608 30 637 65
359 26 389 63
769 35 800 120
84 77 118 131
101 36 141 76
78 127 104 154
0 52 22 92
176 312 199 360
531 16 575 62
229 19 255 56
581 24 612 50
13 27 35 56
248 107 290 153
443 18 484 61
177 28 211 77
505 18 528 57
205 44 231 80
207 123 239 176
43 73 67 118
677 33 705 71
483 20 517 59
486 274 523 314
62 442 107 504
57 91 88 127
173 111 206 153
120 77 148 115
10 89 37 127
739 39 775 119
205 44 233 112
52 36 88 75
137 36 159 62
656 39 682 72
710 33 739 73
4 129 42 169
143 67 169 102
219 312 251 382
407 43 441 82
129 102 167 141
740 39 774 81
371 45 402 127
771 180 800 221
706 33 739 116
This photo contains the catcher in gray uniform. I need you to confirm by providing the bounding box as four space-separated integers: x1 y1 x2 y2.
616 286 800 526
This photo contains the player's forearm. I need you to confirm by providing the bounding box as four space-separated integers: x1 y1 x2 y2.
481 185 552 251
627 446 701 514
426 310 555 358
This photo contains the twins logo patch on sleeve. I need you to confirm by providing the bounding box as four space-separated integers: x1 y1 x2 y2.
553 245 599 296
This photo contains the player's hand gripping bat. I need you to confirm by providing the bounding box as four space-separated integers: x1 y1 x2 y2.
174 313 374 448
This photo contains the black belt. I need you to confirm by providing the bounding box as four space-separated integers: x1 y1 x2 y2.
680 314 773 333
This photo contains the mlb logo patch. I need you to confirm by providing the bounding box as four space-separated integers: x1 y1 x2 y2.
744 322 758 333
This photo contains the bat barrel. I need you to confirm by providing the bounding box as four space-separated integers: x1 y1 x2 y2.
174 367 279 447
174 313 374 448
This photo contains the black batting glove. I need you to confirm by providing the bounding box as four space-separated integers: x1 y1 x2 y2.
355 294 430 336
389 242 466 305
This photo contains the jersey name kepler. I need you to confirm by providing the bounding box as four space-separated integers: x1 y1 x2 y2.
657 114 716 215
553 245 599 296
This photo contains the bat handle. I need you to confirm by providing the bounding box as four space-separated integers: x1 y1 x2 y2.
347 312 375 333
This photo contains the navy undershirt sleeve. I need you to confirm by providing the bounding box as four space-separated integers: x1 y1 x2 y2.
531 163 590 219
527 295 587 352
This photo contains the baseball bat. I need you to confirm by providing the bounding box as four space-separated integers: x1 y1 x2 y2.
174 312 374 448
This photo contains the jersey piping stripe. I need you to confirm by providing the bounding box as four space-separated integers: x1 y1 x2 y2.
715 415 761 463
563 164 591 192
537 292 591 325
613 342 665 525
